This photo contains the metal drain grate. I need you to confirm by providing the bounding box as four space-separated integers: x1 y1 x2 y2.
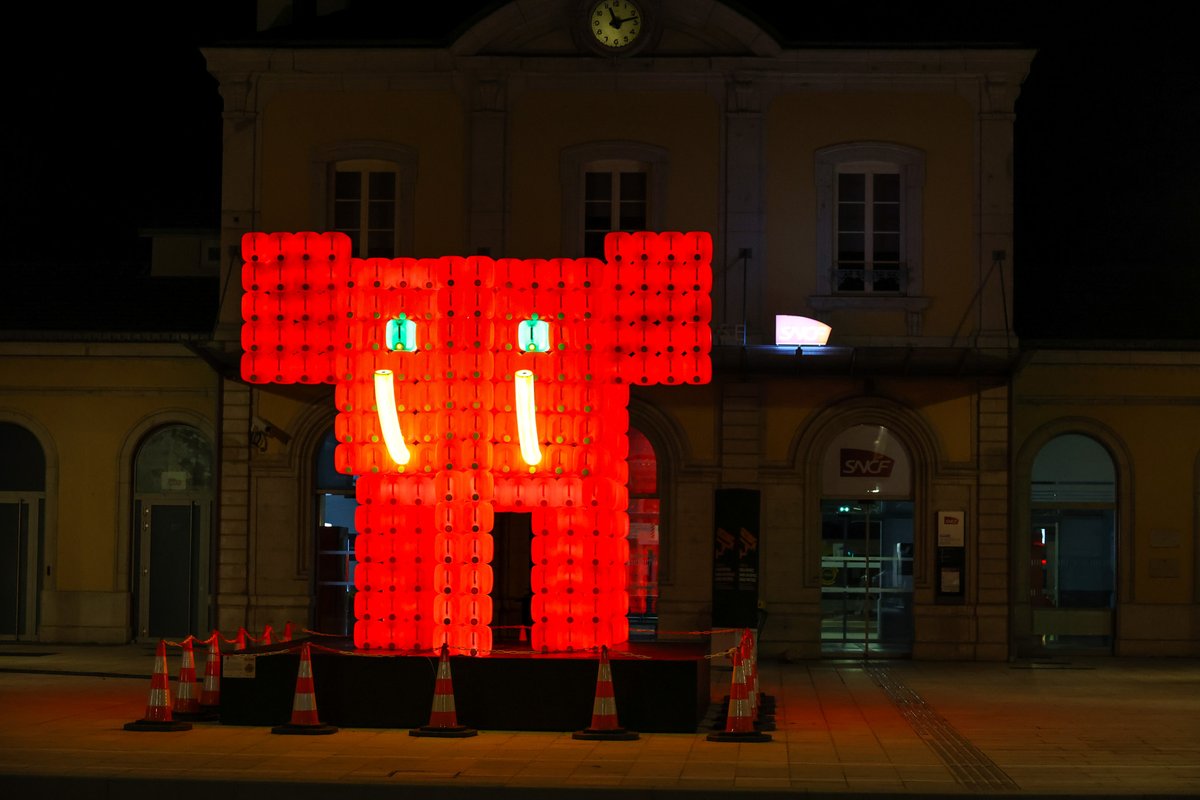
864 665 1020 792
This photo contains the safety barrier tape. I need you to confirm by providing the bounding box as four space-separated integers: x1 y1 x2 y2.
162 623 757 660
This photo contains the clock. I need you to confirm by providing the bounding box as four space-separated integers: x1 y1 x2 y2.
587 0 644 52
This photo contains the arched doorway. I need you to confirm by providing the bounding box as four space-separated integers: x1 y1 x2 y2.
132 424 213 640
0 422 45 640
1027 433 1116 654
819 424 914 656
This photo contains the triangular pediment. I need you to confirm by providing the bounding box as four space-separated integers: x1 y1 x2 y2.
451 0 779 57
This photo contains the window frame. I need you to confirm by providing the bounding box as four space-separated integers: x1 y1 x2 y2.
311 142 416 258
561 141 668 258
813 142 926 308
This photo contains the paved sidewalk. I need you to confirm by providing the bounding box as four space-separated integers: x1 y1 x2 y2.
2 643 1199 798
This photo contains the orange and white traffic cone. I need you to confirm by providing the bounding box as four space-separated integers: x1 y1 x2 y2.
573 645 638 740
271 642 337 735
235 628 247 651
199 631 222 712
125 640 191 731
282 622 294 642
171 637 212 721
707 645 771 742
747 632 775 730
261 624 274 645
410 643 476 738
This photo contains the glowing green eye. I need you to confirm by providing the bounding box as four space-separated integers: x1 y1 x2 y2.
386 315 418 352
519 315 551 353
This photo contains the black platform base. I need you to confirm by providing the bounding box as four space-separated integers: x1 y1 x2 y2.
219 638 710 733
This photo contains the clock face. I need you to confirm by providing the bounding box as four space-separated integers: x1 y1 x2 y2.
589 0 642 50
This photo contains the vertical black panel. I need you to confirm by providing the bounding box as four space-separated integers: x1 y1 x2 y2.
0 503 20 635
712 489 760 628
149 504 193 637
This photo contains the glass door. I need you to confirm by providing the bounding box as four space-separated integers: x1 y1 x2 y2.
313 428 357 637
0 499 39 639
820 500 914 656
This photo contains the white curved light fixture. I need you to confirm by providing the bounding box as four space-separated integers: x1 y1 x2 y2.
373 369 411 465
775 314 832 346
513 369 542 465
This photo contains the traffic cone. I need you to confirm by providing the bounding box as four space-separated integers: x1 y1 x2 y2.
261 624 274 645
235 628 247 651
272 642 337 735
125 640 191 731
199 631 222 712
410 644 476 738
707 645 771 742
573 646 638 740
282 621 294 642
745 634 774 731
171 637 215 721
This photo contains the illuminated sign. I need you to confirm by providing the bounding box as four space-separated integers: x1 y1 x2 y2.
774 314 831 346
241 230 713 654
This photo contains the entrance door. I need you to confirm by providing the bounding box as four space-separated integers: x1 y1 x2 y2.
820 500 914 655
0 499 40 639
492 512 532 643
132 424 213 641
1029 510 1115 650
136 501 204 638
1025 434 1116 654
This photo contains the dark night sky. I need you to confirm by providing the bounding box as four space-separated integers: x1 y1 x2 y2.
3 2 1197 341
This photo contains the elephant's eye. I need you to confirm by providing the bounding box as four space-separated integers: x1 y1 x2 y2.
518 315 551 353
385 315 418 352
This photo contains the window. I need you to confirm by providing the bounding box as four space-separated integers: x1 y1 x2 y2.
583 163 648 259
333 160 399 258
814 143 925 303
311 143 415 258
561 142 667 258
836 167 901 293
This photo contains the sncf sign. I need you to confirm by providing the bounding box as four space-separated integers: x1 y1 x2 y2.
840 448 895 478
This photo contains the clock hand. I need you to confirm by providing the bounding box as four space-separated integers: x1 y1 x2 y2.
607 7 625 29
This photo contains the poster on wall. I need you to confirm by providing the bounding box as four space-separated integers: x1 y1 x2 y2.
712 488 760 628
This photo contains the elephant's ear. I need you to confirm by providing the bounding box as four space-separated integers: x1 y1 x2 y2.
603 230 713 387
240 231 353 385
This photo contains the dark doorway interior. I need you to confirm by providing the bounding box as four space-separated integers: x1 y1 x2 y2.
492 512 532 642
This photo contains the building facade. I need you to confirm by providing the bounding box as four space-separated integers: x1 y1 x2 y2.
2 1 1195 659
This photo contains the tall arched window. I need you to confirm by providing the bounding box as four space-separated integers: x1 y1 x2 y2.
627 427 660 639
818 424 914 656
1029 433 1116 653
132 424 213 639
0 423 45 639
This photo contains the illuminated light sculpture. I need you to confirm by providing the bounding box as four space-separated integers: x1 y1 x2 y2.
241 230 713 654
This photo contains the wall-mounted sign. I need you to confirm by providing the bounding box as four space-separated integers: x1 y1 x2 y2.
937 510 965 547
822 425 911 498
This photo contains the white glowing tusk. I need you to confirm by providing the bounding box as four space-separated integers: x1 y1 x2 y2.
373 369 411 465
514 369 542 465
